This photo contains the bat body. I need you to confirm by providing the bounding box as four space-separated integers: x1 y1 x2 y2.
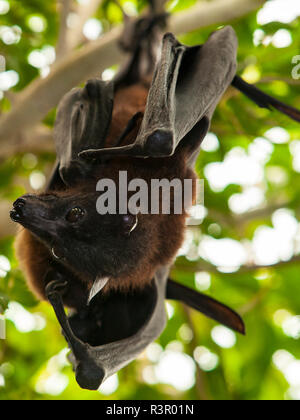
14 80 195 309
10 14 300 389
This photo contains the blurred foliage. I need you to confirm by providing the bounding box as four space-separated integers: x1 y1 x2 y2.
1 0 300 401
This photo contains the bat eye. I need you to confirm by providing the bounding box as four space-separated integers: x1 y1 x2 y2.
122 214 138 236
66 207 85 223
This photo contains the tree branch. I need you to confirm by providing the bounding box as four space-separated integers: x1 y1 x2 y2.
66 0 104 50
172 254 300 276
258 76 300 87
0 126 53 161
168 0 264 35
233 202 293 225
0 25 123 144
0 0 264 144
56 0 73 60
206 199 300 231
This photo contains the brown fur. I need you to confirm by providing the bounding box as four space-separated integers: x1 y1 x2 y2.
14 82 196 303
15 227 52 301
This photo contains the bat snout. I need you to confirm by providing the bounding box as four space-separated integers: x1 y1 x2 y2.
10 195 54 226
10 198 26 222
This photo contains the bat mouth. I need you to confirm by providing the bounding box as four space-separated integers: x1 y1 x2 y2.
10 195 57 241
68 279 157 347
10 198 26 223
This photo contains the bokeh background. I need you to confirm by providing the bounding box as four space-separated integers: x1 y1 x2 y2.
1 0 300 400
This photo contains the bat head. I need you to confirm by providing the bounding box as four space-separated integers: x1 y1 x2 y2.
10 189 144 280
10 154 190 302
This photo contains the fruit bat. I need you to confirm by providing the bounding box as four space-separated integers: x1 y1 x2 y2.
10 13 300 390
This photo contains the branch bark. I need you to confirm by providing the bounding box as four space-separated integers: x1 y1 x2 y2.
66 0 104 51
207 199 300 231
172 254 300 276
168 0 264 35
0 126 53 161
258 76 300 86
56 0 73 60
0 0 264 144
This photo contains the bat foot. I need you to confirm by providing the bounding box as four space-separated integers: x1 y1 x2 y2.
75 362 105 391
45 279 68 303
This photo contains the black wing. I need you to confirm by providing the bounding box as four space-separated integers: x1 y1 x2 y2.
79 28 300 164
232 75 300 122
166 279 245 335
79 26 238 162
49 79 114 188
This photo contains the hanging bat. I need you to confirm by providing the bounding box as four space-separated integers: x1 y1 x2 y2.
10 13 300 390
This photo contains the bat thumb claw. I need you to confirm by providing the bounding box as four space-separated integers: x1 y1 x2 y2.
78 150 95 160
145 130 174 157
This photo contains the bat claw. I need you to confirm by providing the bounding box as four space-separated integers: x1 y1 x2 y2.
78 150 94 160
45 279 68 300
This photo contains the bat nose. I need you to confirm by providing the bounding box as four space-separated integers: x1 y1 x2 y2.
10 198 26 222
13 198 26 209
10 195 40 223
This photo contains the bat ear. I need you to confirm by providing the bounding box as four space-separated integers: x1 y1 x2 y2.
79 27 238 161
